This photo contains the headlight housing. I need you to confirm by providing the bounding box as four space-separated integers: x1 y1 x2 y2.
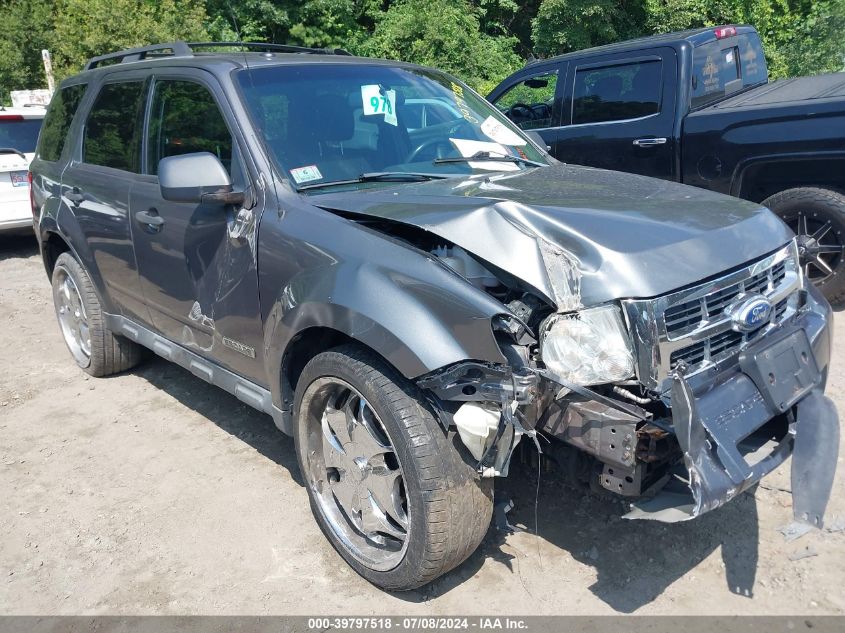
541 304 635 386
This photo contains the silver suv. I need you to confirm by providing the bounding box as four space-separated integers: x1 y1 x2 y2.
30 42 839 590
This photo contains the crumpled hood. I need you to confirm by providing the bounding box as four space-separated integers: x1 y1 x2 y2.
313 164 792 308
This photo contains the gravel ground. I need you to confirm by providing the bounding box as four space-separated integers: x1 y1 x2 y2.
1 232 843 615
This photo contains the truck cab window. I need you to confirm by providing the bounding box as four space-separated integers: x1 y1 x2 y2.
572 60 661 125
494 69 559 130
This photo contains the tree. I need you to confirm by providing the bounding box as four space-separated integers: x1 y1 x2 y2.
51 0 209 78
0 0 55 101
531 0 648 56
361 0 522 92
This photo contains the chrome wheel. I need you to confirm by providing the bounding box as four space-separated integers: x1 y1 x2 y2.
789 212 844 284
302 378 409 571
53 265 91 366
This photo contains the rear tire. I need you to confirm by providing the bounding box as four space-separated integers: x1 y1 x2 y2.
293 344 493 591
763 187 845 306
51 252 144 376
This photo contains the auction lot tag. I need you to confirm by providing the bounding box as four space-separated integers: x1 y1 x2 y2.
361 84 398 126
290 165 323 184
480 115 526 146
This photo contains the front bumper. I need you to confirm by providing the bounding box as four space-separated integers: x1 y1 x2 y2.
625 284 838 524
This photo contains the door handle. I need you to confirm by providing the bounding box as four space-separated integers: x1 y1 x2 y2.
633 137 668 147
66 188 85 206
135 208 165 232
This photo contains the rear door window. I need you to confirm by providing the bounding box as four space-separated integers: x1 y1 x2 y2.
82 81 146 172
572 60 662 125
37 83 87 161
493 69 559 130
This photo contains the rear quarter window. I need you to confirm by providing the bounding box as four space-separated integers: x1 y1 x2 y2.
572 60 661 125
37 83 87 161
691 33 768 109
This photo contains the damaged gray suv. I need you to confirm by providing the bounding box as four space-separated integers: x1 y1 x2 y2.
31 42 838 591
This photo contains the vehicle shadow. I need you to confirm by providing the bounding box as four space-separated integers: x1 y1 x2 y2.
436 458 758 612
125 356 304 486
0 231 38 261
122 356 759 610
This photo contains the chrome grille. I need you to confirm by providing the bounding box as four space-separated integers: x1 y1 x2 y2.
623 243 802 392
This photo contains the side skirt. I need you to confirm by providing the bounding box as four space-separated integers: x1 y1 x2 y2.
104 314 292 435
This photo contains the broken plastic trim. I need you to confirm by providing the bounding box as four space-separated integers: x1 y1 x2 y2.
417 361 539 477
625 363 839 524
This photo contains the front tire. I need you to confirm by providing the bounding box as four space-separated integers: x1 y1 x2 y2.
763 187 845 306
51 252 143 376
293 345 493 590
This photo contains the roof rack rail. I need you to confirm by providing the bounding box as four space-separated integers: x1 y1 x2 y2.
84 42 192 70
83 40 352 71
188 41 352 56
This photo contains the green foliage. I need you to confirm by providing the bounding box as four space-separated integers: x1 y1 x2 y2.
52 0 209 77
1 0 842 104
0 1 56 100
360 0 522 93
532 0 648 55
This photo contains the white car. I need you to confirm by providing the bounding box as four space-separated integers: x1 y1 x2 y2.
0 106 45 233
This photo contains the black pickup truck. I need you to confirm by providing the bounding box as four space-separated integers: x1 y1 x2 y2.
489 25 845 304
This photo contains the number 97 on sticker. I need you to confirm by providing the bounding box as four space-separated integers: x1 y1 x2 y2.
361 84 398 126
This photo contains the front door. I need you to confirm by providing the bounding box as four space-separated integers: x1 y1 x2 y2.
130 74 266 383
555 49 678 179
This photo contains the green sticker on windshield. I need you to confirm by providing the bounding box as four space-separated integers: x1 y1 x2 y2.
361 84 397 126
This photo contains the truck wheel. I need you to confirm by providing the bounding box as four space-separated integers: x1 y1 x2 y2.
763 187 845 306
293 344 493 590
51 252 144 376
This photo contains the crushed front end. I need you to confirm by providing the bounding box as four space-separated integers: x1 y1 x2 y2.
419 241 839 527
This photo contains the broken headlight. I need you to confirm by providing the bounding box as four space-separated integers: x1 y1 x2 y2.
541 304 635 386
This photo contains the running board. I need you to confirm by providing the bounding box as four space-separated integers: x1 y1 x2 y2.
104 314 292 435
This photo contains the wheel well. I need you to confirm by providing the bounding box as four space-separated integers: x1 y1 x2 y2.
42 232 71 277
739 158 845 203
280 327 355 410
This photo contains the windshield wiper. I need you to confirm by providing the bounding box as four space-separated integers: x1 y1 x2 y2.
433 151 546 168
297 171 450 191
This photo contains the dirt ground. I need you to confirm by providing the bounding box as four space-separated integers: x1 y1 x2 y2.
1 232 844 616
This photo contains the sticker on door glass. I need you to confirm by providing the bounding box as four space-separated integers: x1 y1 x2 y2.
480 115 526 146
361 84 398 126
290 165 323 184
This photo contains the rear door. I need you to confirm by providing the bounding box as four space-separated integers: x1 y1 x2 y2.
555 49 678 179
130 71 267 383
59 73 151 323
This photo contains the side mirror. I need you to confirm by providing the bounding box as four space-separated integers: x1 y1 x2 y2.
158 152 245 206
525 130 552 153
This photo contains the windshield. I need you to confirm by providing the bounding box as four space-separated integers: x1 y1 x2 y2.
0 117 43 154
237 63 548 190
691 32 768 109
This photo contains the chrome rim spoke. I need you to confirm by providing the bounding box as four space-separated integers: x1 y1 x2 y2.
360 490 407 541
305 379 409 570
367 468 407 530
53 267 91 365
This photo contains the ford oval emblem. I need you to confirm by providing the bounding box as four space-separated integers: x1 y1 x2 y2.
729 295 773 332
